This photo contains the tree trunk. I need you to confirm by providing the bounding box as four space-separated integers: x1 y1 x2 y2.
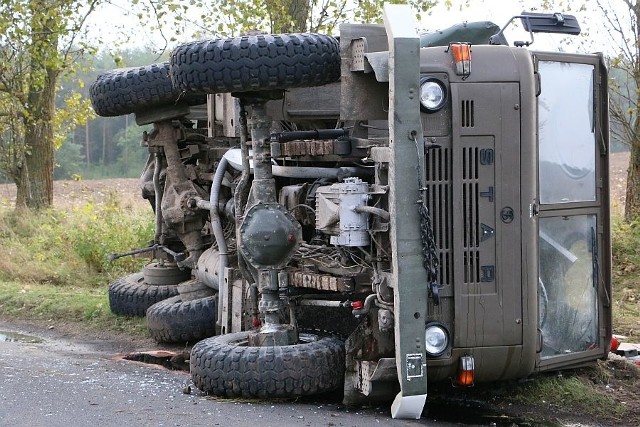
267 0 309 32
24 68 57 209
625 135 640 221
14 161 30 209
101 117 106 164
85 120 91 165
287 0 309 32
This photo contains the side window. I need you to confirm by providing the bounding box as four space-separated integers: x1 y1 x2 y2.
538 61 595 204
539 215 598 357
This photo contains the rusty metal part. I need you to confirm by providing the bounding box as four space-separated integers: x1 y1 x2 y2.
145 120 209 269
289 270 354 292
271 139 337 157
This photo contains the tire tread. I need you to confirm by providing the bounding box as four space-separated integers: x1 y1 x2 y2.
190 332 345 398
170 33 341 94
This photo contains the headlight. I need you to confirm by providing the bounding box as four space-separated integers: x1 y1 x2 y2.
419 78 447 112
425 323 449 356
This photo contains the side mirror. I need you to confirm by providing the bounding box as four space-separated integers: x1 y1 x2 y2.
489 12 581 47
520 12 581 35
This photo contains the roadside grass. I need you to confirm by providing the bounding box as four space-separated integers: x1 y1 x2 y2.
611 215 640 342
0 280 148 337
512 370 626 419
0 189 153 334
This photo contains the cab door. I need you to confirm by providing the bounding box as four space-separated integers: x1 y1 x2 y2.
534 52 611 370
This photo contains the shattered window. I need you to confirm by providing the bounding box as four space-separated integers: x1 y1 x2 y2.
539 215 598 358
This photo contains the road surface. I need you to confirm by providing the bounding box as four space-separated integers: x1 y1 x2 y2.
0 322 448 427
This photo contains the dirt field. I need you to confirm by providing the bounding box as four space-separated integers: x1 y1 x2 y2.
610 151 630 213
0 177 148 210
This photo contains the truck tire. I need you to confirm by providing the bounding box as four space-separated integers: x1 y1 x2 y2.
190 332 345 398
89 62 206 117
108 272 179 317
146 294 217 343
170 33 341 94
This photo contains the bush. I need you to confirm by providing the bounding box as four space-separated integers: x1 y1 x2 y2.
0 191 154 287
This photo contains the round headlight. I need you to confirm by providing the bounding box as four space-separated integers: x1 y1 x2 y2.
425 324 449 356
419 79 447 112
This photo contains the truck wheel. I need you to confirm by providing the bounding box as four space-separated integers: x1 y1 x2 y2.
89 62 206 117
146 294 217 343
178 279 217 301
190 332 345 398
170 33 341 94
143 261 191 285
108 272 179 317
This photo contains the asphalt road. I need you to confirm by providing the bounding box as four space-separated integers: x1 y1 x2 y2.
0 323 445 427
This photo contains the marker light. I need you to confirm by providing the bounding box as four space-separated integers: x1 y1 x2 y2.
419 79 447 113
455 355 475 387
450 42 471 77
424 323 449 356
610 335 622 352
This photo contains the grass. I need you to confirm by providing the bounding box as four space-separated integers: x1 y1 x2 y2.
513 371 626 419
0 280 148 336
611 215 640 341
0 188 153 335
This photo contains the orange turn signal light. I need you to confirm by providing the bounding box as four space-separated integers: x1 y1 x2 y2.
449 43 471 77
455 355 475 387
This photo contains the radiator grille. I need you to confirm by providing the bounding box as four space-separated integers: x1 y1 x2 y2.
462 147 480 284
425 147 452 286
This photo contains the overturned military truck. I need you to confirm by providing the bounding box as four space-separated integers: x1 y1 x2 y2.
90 4 611 419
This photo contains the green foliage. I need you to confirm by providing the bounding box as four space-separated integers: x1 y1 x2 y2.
0 0 105 208
54 141 85 180
611 215 640 269
0 280 148 335
514 373 626 418
611 214 640 340
0 193 154 287
65 193 154 274
75 122 150 179
145 0 439 37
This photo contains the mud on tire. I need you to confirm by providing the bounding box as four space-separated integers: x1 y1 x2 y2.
190 332 345 398
170 33 341 94
89 62 206 117
108 272 179 317
146 294 217 344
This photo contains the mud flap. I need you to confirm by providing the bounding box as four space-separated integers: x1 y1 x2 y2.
391 392 427 419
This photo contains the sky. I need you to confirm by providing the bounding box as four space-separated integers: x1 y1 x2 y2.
85 0 609 56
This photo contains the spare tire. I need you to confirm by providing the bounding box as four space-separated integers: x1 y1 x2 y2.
170 33 341 94
108 272 179 317
89 62 206 117
190 332 345 398
146 294 217 344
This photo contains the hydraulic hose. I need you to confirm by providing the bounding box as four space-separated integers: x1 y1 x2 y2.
153 153 163 244
210 157 229 327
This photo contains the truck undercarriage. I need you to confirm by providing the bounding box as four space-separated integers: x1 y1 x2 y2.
90 4 611 419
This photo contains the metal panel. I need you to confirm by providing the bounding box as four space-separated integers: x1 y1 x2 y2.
382 4 428 418
339 24 389 121
451 82 523 347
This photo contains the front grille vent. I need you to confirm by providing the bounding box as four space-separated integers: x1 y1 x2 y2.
461 100 475 128
425 147 452 287
462 147 480 284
